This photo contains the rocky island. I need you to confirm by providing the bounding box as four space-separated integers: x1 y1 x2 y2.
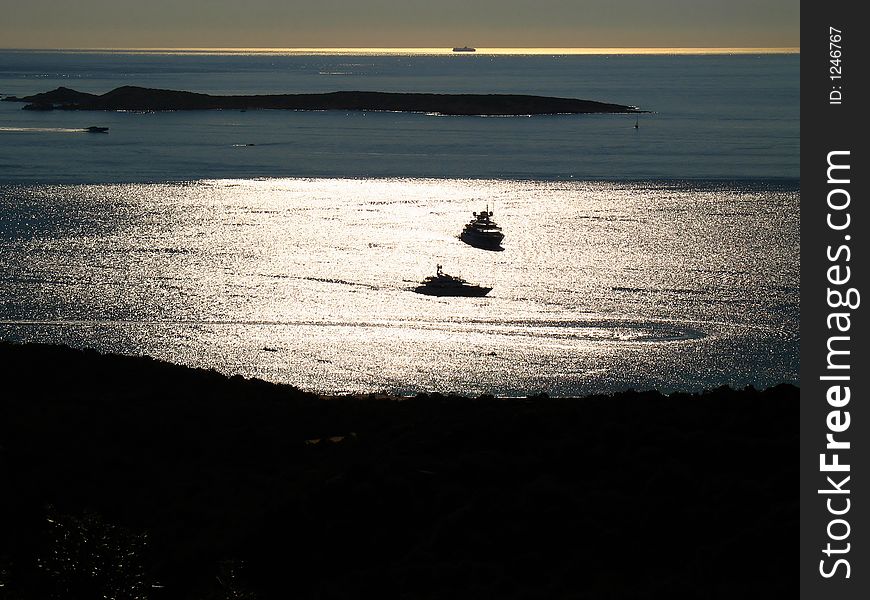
4 85 642 116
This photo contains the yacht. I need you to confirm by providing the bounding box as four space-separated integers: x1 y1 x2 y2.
460 207 504 250
85 126 109 133
452 46 476 53
414 265 491 297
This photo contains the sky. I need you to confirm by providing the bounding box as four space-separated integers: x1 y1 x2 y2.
1 0 799 49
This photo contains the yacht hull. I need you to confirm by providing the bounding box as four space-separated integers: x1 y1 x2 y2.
460 230 504 251
414 285 492 297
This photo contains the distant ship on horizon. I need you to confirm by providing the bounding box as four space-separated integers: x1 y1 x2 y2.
452 46 476 53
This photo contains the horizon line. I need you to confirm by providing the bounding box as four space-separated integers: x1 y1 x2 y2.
1 46 800 56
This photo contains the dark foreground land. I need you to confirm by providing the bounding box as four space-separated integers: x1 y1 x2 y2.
0 342 796 599
4 86 640 116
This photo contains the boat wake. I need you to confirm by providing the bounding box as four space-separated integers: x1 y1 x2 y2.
0 126 92 133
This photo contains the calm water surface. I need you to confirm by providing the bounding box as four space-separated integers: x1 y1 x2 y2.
0 51 799 394
0 178 798 395
0 51 798 181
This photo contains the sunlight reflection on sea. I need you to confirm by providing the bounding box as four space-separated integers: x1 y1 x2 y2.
0 177 798 395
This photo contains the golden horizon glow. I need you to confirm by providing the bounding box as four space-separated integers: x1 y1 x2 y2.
3 47 800 56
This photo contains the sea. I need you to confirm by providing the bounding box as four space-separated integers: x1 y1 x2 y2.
0 49 799 396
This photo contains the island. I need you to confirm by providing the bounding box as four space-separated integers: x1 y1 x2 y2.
3 85 642 116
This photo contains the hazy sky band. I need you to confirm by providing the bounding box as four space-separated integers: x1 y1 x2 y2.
0 0 799 49
0 48 800 55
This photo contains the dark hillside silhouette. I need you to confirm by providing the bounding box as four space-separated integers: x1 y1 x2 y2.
0 342 797 599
